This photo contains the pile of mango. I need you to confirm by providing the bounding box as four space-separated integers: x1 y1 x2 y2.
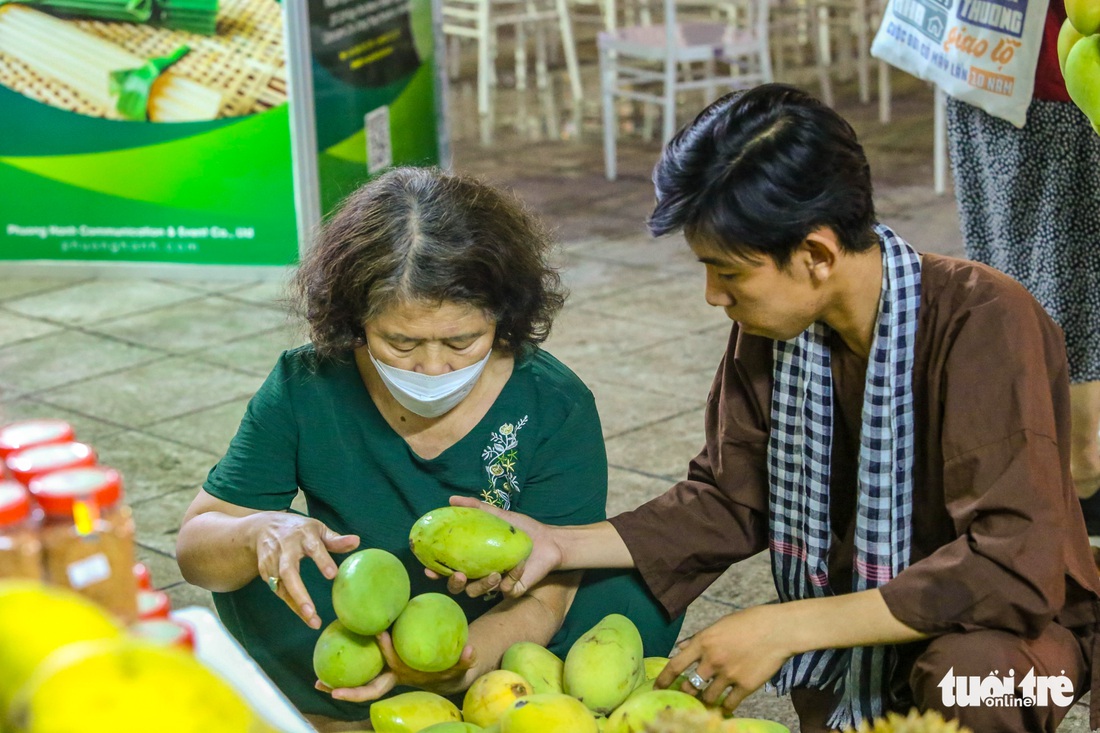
1060 0 1100 131
363 613 789 733
319 506 789 733
0 580 275 733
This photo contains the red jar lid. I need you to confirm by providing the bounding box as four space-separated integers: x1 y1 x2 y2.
0 420 75 459
7 442 96 487
130 619 195 652
133 562 153 591
137 590 171 621
0 481 31 526
28 467 122 517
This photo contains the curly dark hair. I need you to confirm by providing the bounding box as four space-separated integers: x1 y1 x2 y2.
293 167 566 358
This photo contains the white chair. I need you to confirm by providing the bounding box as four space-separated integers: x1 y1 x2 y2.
769 0 890 120
598 0 773 180
442 0 584 144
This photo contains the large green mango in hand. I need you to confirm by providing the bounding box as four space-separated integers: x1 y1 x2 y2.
409 506 533 578
312 620 383 689
392 592 469 672
369 691 462 732
332 548 411 636
563 614 645 715
1065 34 1100 134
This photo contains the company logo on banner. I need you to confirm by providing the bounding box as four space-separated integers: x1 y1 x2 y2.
937 667 1076 709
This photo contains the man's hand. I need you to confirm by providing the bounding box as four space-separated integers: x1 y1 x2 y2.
657 605 795 714
315 630 478 701
254 513 360 629
424 496 564 599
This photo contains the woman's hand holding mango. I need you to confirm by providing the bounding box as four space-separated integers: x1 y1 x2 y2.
424 496 563 599
315 630 477 701
657 605 795 714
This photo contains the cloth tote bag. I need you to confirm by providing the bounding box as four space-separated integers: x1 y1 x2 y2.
871 0 1050 126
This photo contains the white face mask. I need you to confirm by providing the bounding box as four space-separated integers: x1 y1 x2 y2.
368 348 493 418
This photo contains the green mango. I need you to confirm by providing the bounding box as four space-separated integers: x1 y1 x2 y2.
563 614 645 715
499 693 599 733
642 657 668 681
481 725 501 733
1058 18 1086 75
501 642 564 695
369 691 462 732
724 720 791 732
1067 0 1100 35
392 593 469 672
409 506 533 578
1066 34 1100 134
420 724 483 733
626 678 655 700
332 548 410 636
312 620 383 689
604 689 706 733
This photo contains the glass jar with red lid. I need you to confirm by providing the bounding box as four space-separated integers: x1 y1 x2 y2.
6 442 96 487
0 480 42 580
0 420 75 479
29 466 137 621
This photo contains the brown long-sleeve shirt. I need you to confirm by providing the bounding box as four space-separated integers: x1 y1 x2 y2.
610 253 1100 653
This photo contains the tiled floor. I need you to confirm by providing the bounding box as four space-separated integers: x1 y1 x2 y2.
0 67 1091 730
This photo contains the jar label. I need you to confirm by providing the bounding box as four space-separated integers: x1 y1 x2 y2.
66 553 111 590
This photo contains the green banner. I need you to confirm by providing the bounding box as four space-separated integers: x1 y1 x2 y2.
303 0 441 215
0 1 300 266
0 0 443 267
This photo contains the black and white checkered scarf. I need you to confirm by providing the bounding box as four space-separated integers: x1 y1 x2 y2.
767 224 921 730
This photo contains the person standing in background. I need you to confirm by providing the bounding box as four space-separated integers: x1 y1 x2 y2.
945 0 1100 534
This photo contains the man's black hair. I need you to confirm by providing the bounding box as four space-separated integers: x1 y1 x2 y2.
648 83 878 266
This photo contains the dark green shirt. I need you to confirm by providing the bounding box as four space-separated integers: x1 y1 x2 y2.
204 345 679 719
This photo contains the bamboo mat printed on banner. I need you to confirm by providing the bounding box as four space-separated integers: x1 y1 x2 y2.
0 0 286 120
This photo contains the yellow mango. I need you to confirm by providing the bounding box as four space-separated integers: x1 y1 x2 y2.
463 670 532 727
8 637 256 733
0 581 123 716
643 657 669 680
410 506 532 578
369 691 462 733
499 693 599 733
605 690 706 733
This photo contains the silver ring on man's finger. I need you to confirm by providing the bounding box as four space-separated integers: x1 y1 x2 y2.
687 671 710 691
267 576 280 593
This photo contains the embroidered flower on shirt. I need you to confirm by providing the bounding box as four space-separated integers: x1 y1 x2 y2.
481 416 528 509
